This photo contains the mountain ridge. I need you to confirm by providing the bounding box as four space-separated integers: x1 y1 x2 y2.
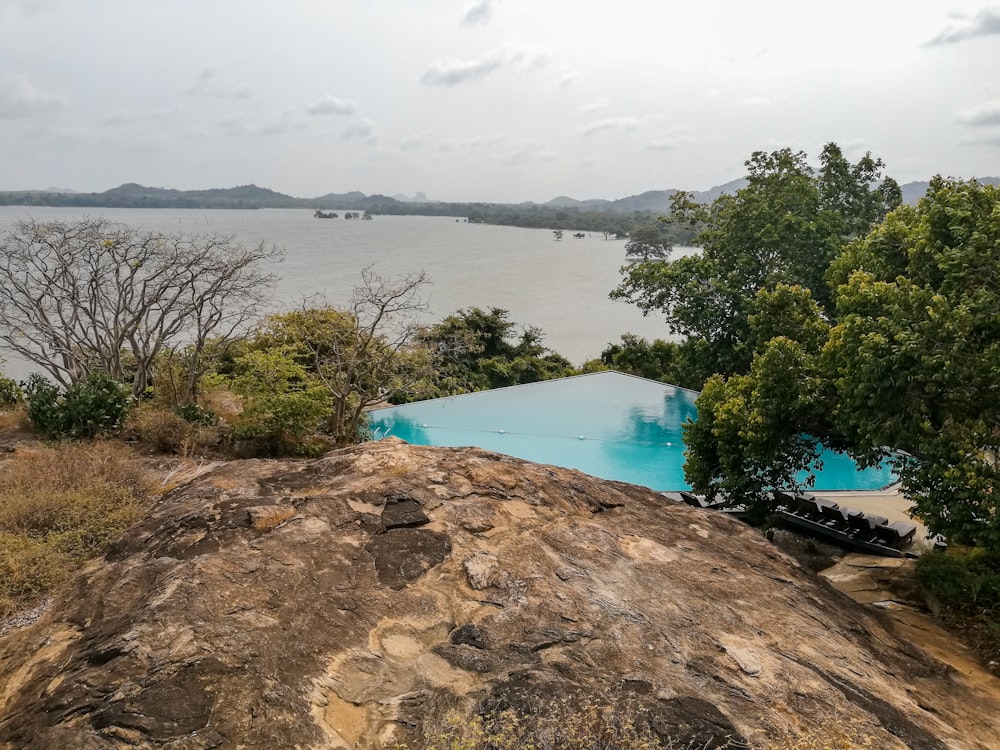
2 176 998 212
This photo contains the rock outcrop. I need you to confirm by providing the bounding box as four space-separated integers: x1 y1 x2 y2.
1 439 999 749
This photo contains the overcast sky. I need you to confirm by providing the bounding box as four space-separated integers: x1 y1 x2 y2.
1 0 998 203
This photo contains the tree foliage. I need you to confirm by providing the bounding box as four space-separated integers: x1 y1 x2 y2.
612 143 900 387
0 218 280 398
823 178 1000 547
233 268 434 446
225 346 332 455
415 307 575 397
24 372 131 440
624 224 671 260
684 178 1000 549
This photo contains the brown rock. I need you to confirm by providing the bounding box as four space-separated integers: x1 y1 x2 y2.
1 439 999 749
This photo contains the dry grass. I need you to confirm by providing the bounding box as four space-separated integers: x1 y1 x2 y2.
0 407 30 433
404 697 882 750
127 406 223 457
0 442 152 618
403 695 749 750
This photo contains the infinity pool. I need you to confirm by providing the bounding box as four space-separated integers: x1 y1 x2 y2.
368 371 894 492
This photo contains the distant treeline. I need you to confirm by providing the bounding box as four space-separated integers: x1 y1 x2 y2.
0 184 699 242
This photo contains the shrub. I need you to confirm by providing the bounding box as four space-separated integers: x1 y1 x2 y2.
916 547 1000 664
0 443 150 617
175 402 218 426
128 407 222 456
916 547 1000 612
24 372 131 439
226 347 332 456
0 375 22 408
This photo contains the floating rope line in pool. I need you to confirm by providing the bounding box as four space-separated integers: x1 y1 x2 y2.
377 422 680 449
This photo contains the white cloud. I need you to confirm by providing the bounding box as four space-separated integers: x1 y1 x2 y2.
342 119 377 144
186 68 252 100
958 129 1000 146
926 7 1000 45
954 100 1000 127
420 53 505 86
306 95 356 116
643 125 696 152
579 99 609 115
400 130 432 150
581 116 647 137
643 140 675 152
0 76 63 118
462 0 494 26
102 108 179 126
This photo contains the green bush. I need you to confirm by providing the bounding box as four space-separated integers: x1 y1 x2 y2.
0 376 22 408
916 547 1000 612
175 402 218 426
24 373 131 439
916 546 1000 665
225 347 332 456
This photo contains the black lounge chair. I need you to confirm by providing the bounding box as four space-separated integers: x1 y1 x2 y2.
793 494 837 521
773 489 798 511
818 500 852 528
678 490 711 508
847 512 888 541
874 520 917 548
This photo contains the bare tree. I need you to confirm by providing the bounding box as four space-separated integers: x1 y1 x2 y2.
0 217 281 398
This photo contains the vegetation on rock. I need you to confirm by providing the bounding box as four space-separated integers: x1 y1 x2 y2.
0 443 151 618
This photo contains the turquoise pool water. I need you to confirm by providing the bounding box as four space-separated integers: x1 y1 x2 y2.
368 371 894 492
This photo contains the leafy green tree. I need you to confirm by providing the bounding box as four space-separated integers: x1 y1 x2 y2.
823 178 1000 548
227 346 332 454
241 268 433 445
684 178 1000 549
683 284 833 514
599 334 700 388
624 224 671 260
416 307 574 396
684 337 829 519
612 143 900 387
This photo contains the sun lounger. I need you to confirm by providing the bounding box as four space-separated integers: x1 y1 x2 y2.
791 494 837 520
678 490 711 508
846 512 888 540
819 502 861 531
874 520 917 548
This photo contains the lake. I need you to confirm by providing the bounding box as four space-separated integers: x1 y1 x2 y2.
0 207 683 380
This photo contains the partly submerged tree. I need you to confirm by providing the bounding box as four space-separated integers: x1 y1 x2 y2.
624 224 671 260
612 143 900 387
684 178 1000 549
0 218 281 398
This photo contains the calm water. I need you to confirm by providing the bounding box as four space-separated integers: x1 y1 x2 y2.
369 372 895 492
0 207 680 379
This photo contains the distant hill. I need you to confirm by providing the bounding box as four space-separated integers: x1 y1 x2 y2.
900 176 1000 205
1 176 997 213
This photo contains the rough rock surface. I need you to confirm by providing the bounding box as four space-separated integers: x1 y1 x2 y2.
1 439 999 749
